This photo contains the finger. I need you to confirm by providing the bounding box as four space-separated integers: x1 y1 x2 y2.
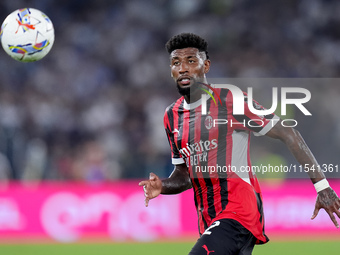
149 172 157 180
144 197 150 207
139 181 148 186
336 200 340 210
327 210 339 228
332 203 340 218
311 207 320 220
144 187 151 198
335 209 340 220
142 183 149 197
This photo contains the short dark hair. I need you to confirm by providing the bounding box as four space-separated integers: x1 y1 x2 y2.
165 33 209 59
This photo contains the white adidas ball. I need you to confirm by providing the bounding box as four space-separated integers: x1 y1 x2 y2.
0 8 54 62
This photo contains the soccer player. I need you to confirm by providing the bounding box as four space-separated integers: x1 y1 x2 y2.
139 33 340 255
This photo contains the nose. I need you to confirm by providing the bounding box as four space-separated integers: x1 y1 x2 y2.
179 62 189 73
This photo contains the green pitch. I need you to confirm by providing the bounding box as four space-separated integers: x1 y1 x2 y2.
0 240 339 255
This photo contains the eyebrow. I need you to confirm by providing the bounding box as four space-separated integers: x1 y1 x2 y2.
171 55 198 60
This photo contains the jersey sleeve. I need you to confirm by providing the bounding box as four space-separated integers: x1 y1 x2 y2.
229 91 280 135
164 109 185 165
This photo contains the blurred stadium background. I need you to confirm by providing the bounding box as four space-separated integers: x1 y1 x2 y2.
0 0 340 254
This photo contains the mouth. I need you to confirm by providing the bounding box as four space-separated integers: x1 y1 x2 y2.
177 76 192 86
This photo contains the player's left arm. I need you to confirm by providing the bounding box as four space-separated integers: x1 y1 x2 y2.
266 122 340 228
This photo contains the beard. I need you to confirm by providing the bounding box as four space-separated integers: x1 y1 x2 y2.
176 84 191 96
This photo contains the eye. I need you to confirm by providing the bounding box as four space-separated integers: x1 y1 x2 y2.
173 61 180 66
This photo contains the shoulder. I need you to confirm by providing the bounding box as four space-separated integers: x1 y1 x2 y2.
217 88 247 107
164 97 184 115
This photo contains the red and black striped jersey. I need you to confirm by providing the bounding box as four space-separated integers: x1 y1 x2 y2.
163 87 279 244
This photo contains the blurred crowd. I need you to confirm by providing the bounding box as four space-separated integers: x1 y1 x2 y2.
0 0 339 182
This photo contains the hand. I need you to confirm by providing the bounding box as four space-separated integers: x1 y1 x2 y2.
138 172 162 207
311 187 340 228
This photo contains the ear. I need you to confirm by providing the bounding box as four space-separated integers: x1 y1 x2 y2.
204 59 211 74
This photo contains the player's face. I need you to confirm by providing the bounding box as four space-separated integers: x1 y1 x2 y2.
170 48 210 96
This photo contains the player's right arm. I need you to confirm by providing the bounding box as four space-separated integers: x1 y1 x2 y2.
139 163 192 207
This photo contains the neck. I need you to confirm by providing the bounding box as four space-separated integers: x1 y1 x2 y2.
184 93 200 104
